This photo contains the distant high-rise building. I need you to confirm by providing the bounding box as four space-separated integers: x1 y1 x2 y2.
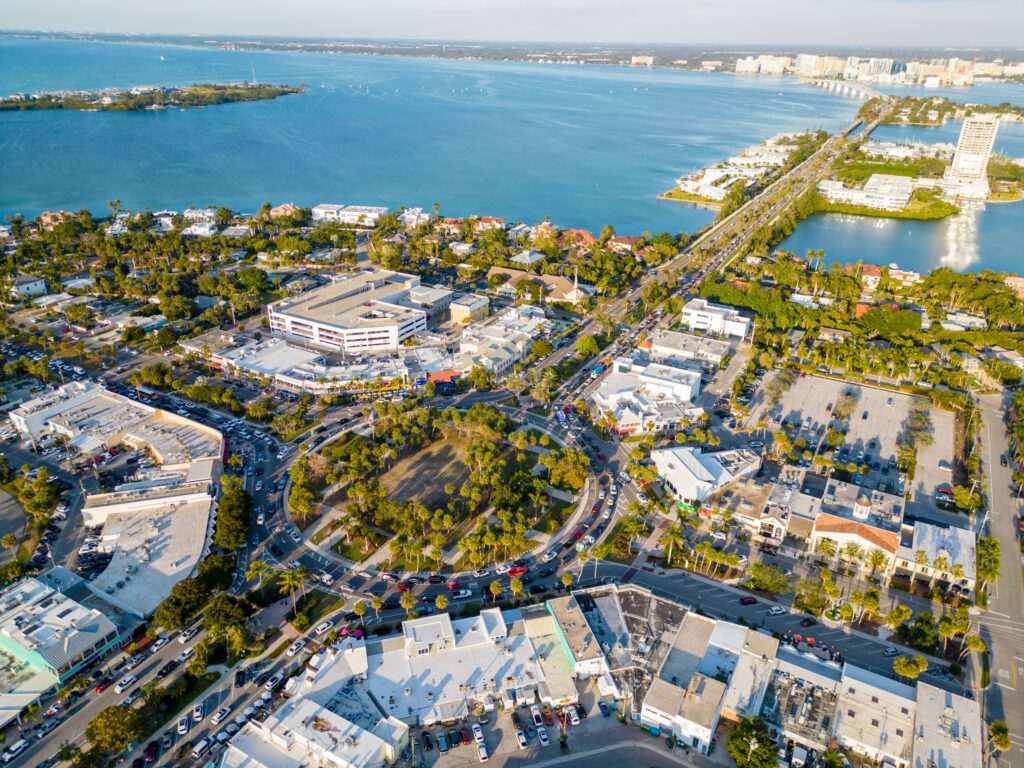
943 114 1000 198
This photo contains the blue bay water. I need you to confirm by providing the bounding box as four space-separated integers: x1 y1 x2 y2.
0 37 860 234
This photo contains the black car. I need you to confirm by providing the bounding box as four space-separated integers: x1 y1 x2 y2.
132 758 144 768
383 597 401 610
529 585 546 595
574 702 587 719
800 617 817 628
448 729 461 747
421 732 433 751
234 670 247 688
156 660 178 679
538 567 554 578
428 575 444 584
269 544 284 558
343 611 359 622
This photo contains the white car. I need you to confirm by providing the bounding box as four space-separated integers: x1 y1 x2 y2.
602 508 612 519
212 706 232 725
883 646 901 658
516 730 528 749
567 707 580 726
256 512 265 525
288 560 302 570
320 573 335 585
193 702 206 722
542 551 558 563
637 492 649 504
180 626 201 644
177 647 194 663
315 620 335 635
472 569 489 578
177 717 190 735
255 481 263 492
767 606 786 616
286 639 308 657
114 675 137 694
537 726 550 746
530 705 543 727
472 723 484 744
477 743 489 763
494 564 511 575
452 589 473 599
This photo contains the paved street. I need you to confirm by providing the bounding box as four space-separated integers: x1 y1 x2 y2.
978 393 1024 764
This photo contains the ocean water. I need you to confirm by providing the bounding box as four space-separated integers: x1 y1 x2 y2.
0 37 859 233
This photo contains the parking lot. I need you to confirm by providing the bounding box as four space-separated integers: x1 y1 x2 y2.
747 374 957 520
419 686 619 767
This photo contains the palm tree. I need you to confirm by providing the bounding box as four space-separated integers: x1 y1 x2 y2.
246 559 275 599
815 538 837 561
561 572 574 590
930 555 950 587
509 578 525 603
660 525 686 567
278 567 308 614
353 600 367 625
591 543 609 579
400 591 417 616
489 580 504 601
435 594 449 612
843 542 863 568
578 550 590 575
867 549 888 575
913 549 929 584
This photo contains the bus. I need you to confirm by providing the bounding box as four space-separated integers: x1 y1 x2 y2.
134 386 160 402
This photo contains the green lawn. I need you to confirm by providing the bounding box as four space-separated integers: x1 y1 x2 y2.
603 519 650 564
332 530 385 562
532 499 575 534
143 671 221 731
659 188 723 207
290 587 346 627
817 188 959 220
833 156 947 183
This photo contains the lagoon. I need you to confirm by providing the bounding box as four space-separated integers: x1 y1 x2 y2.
779 120 1024 275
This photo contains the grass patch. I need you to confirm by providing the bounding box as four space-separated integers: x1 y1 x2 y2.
532 499 575 534
310 518 344 546
143 671 220 731
379 438 470 510
658 188 723 207
833 156 947 183
246 572 286 609
603 519 651 564
332 529 385 562
817 188 959 220
266 638 292 661
290 587 347 629
981 653 990 689
277 419 316 444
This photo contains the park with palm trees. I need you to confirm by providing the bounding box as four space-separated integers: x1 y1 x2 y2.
297 399 593 576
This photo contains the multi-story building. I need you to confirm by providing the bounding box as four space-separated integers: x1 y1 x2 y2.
311 203 389 226
680 298 751 338
0 569 137 728
449 293 490 324
652 446 761 511
9 275 46 299
455 304 552 376
267 269 438 354
943 114 1000 198
835 665 917 768
817 174 915 211
8 382 222 618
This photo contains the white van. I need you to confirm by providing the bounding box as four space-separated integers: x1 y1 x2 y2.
191 739 212 759
2 740 29 763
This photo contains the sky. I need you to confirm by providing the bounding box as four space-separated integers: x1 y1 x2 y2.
4 0 1023 48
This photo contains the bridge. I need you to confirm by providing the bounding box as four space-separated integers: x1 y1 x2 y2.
805 78 886 101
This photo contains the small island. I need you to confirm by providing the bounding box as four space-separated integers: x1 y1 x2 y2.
0 82 304 113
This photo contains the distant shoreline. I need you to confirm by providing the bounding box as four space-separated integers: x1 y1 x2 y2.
0 82 303 113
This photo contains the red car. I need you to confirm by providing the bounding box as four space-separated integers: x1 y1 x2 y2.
447 581 464 591
508 566 529 578
395 582 411 592
94 677 113 693
739 596 758 606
